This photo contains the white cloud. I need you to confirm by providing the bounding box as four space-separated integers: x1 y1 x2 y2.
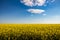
21 0 46 7
21 0 34 6
35 0 46 6
27 9 45 14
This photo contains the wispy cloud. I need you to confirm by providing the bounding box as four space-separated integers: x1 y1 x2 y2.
42 14 47 16
27 9 45 14
46 0 55 3
51 0 55 3
21 0 46 7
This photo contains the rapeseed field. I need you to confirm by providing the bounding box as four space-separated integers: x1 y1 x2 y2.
0 24 60 40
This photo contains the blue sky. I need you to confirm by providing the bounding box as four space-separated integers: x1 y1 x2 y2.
0 0 60 24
